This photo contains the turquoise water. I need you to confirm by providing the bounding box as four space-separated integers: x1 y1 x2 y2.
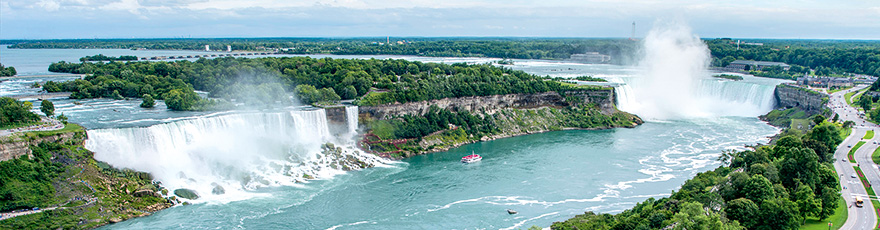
105 118 776 229
0 47 783 229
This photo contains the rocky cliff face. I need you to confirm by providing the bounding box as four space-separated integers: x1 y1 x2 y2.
360 89 615 119
774 84 828 113
0 132 78 162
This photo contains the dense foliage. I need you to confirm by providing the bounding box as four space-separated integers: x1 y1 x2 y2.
0 128 171 229
0 97 39 127
45 57 574 110
707 38 880 77
0 142 65 212
40 100 54 117
552 121 844 230
79 54 137 62
0 63 16 77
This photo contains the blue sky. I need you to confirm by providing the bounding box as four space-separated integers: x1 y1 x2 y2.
1 0 878 39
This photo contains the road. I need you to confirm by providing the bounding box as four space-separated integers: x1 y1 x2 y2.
830 85 880 230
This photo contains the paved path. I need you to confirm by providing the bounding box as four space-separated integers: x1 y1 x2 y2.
0 117 64 137
830 85 880 230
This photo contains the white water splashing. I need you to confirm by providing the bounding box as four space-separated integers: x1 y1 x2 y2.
85 109 385 203
615 20 778 120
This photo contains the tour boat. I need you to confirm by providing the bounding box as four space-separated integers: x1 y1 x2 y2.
461 152 482 163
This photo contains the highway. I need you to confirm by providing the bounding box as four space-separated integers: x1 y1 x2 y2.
830 85 880 230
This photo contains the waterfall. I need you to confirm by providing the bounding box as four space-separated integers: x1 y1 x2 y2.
345 106 359 135
613 20 784 120
85 109 384 202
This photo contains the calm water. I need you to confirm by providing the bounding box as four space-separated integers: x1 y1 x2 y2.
0 47 782 229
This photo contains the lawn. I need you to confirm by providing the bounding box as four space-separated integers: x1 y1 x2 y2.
866 130 875 140
873 147 880 165
800 198 848 230
849 141 866 163
846 91 856 106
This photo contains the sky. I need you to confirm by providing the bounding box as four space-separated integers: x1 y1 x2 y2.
1 0 879 39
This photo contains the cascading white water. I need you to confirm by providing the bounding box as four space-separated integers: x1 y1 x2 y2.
85 109 383 203
614 20 780 120
345 106 359 136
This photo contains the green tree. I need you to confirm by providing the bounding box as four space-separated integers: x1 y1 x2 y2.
794 183 821 224
832 113 839 122
725 198 759 229
0 97 39 126
744 175 775 203
140 94 155 108
56 113 68 124
163 89 199 111
757 198 801 230
40 100 54 117
859 95 872 111
811 115 826 125
671 201 744 230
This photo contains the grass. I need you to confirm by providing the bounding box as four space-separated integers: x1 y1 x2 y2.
846 90 858 106
849 141 866 163
873 147 880 165
800 198 848 230
24 123 84 137
791 119 812 132
866 130 876 140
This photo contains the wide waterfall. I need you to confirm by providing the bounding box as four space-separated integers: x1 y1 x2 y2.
613 20 782 120
85 108 384 202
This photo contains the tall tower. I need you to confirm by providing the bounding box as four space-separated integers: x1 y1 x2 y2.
631 22 636 40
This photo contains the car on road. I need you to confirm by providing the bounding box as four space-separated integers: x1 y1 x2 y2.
852 173 858 178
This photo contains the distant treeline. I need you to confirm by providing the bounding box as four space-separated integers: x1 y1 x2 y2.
44 57 581 110
6 38 640 64
8 38 880 77
79 54 138 62
707 38 880 78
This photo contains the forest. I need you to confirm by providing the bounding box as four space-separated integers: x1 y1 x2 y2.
552 117 844 230
44 57 575 110
79 54 138 62
0 97 39 128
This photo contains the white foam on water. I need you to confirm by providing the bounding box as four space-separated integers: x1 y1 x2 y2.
85 108 386 203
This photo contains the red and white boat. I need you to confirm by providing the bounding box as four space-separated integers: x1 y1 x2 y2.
461 152 482 163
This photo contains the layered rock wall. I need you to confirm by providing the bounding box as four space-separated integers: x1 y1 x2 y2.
360 89 615 119
0 132 78 162
774 84 828 113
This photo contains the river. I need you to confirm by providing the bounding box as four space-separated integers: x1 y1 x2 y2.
0 45 785 229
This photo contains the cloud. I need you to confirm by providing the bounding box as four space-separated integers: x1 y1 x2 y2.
0 0 878 39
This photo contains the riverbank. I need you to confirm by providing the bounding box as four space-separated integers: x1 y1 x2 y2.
361 105 642 159
0 123 173 229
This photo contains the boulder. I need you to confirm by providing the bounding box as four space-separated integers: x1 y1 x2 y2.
211 184 225 195
173 188 200 200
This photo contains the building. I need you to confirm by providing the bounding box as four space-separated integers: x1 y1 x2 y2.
227 45 232 52
796 76 854 88
727 60 791 71
205 45 210 51
569 52 612 64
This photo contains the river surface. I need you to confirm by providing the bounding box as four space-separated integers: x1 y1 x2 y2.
0 47 784 229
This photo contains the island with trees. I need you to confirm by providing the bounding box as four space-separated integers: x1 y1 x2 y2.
0 64 16 77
